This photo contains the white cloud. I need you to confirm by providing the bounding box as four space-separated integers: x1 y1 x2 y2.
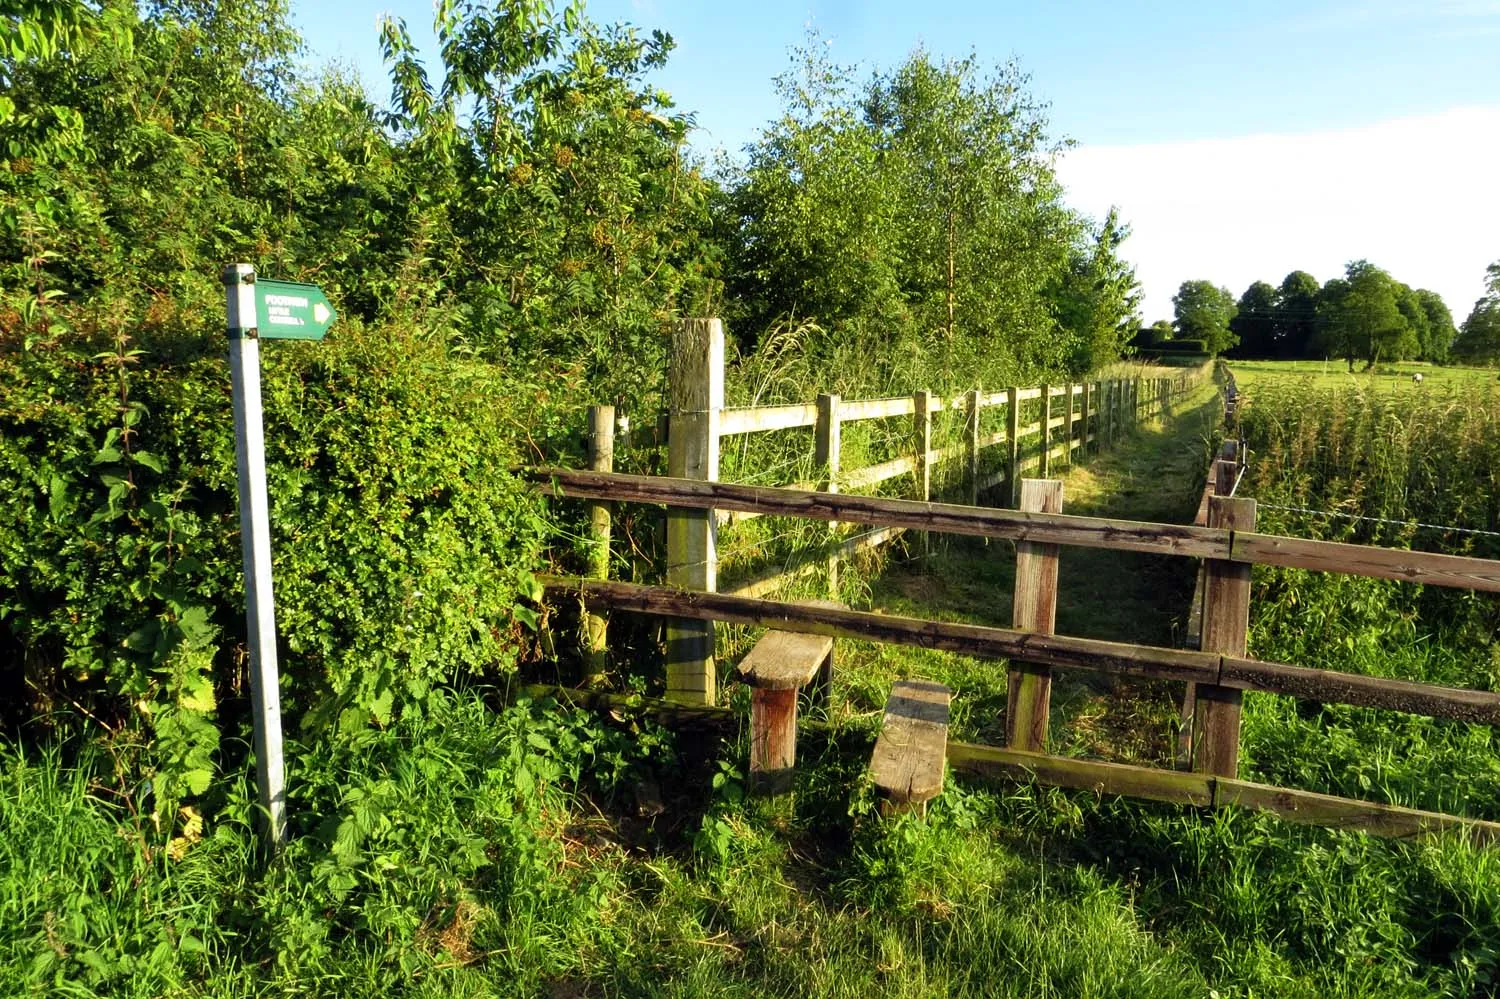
1056 108 1500 324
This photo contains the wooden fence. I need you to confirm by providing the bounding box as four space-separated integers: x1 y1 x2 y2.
596 318 1212 702
530 326 1500 841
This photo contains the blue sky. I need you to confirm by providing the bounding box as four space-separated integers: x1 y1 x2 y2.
293 0 1500 324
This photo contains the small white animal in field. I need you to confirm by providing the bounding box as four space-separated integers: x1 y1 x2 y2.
1411 373 1424 385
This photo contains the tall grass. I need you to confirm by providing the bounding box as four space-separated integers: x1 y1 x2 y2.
1235 379 1500 817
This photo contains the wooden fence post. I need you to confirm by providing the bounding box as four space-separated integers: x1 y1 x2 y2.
1063 382 1075 465
1007 479 1063 752
1006 386 1021 507
582 405 614 686
1192 495 1256 776
1104 380 1115 444
816 392 841 596
914 389 933 554
1177 454 1240 764
666 318 723 705
1081 380 1092 452
965 388 981 505
1039 383 1051 477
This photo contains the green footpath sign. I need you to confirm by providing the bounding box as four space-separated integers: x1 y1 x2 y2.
255 280 336 340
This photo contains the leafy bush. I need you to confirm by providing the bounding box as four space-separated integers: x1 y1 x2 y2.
0 307 552 805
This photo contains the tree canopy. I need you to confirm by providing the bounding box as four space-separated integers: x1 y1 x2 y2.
1172 280 1238 354
1454 261 1500 364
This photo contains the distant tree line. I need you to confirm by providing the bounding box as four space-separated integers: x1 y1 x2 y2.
1135 265 1470 368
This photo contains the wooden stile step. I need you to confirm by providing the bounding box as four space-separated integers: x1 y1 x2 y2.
871 679 952 815
737 600 841 794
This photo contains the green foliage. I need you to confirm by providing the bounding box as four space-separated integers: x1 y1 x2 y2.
720 38 1135 389
0 310 551 802
0 693 676 996
1171 279 1238 354
1227 280 1279 358
1455 260 1500 365
1316 260 1418 369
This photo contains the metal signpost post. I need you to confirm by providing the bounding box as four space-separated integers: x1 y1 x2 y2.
224 264 336 850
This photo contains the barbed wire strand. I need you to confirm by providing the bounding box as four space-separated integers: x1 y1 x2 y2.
1254 502 1500 539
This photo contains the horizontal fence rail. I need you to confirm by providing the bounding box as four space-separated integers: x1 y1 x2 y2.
538 578 1500 726
529 469 1500 593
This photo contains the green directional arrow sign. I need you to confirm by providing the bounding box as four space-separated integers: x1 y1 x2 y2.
254 280 336 340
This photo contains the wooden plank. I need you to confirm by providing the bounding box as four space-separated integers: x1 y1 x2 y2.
749 686 798 792
948 743 1215 806
1006 386 1022 507
841 454 920 491
1046 416 1067 431
665 319 723 705
1219 657 1500 725
582 405 614 686
981 391 1010 408
1039 384 1051 477
530 469 1231 559
719 403 818 436
966 388 981 505
871 679 951 813
737 630 835 690
1215 778 1500 843
839 396 917 421
1231 533 1500 594
1008 480 1062 752
1192 496 1255 776
1063 381 1075 461
1080 380 1091 453
914 390 933 504
543 578 1223 685
545 578 1500 728
816 392 841 596
1017 387 1044 401
978 430 1008 450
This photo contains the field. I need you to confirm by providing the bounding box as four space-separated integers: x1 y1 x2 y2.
1231 358 1499 393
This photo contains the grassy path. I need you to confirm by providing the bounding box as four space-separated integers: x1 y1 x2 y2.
843 383 1227 761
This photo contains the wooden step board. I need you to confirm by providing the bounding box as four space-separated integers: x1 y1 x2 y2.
870 680 951 815
737 601 841 794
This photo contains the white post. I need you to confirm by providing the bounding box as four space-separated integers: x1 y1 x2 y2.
225 263 287 849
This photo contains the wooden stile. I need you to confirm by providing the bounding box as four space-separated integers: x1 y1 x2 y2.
738 623 837 794
871 679 951 815
665 318 723 705
1007 480 1063 752
1192 495 1256 776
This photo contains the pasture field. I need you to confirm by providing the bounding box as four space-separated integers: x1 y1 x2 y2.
1231 358 1499 394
